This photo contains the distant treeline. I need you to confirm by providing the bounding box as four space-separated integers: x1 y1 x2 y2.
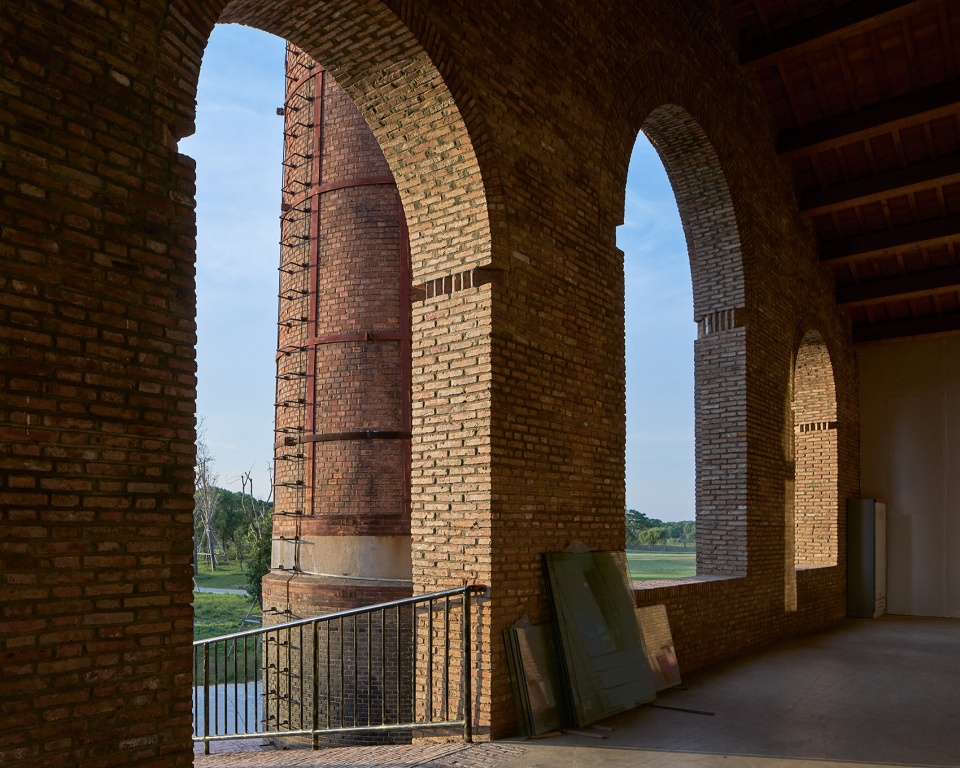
626 509 695 551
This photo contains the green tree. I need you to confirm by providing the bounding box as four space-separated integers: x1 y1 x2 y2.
625 509 695 551
626 509 651 549
215 488 252 565
239 470 273 606
627 508 656 529
626 508 661 549
638 526 667 550
678 520 695 551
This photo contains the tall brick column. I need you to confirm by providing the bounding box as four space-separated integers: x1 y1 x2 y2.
264 44 414 747
268 45 412 619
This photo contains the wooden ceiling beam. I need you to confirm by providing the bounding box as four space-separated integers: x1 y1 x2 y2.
777 80 960 159
741 0 928 68
820 214 960 265
853 312 960 344
837 265 960 308
801 153 960 217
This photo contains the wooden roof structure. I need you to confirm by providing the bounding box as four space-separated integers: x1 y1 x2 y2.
728 0 960 343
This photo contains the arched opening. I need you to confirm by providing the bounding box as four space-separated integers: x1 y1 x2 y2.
619 134 695 572
184 27 419 745
792 330 839 569
629 104 747 579
170 0 498 743
184 27 418 618
195 2 496 603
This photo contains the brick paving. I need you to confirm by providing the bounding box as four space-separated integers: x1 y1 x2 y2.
194 742 526 768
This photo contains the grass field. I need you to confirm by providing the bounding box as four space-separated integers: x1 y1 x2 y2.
194 559 247 590
193 591 261 641
627 551 696 581
193 592 263 681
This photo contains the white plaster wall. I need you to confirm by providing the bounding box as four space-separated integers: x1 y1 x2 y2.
859 337 960 618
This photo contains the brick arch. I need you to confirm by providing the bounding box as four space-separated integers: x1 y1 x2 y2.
603 58 742 216
600 52 747 313
604 53 748 576
641 104 744 326
150 0 506 736
792 329 839 569
154 1 503 587
154 0 500 284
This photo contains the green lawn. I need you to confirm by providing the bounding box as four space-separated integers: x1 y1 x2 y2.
193 592 263 682
193 591 261 641
627 551 696 581
194 559 247 590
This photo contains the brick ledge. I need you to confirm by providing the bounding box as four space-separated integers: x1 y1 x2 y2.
632 573 745 596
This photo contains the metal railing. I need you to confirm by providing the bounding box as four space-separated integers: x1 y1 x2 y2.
193 585 485 753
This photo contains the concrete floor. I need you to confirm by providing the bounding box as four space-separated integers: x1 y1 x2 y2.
499 616 960 768
196 617 960 768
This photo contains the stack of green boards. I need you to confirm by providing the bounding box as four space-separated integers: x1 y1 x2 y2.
542 551 657 726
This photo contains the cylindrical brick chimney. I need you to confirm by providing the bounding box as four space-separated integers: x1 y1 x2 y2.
267 44 412 620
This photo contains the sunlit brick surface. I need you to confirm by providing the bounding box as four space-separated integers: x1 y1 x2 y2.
793 331 839 568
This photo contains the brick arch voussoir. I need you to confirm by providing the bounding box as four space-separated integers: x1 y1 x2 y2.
155 0 500 283
599 51 747 322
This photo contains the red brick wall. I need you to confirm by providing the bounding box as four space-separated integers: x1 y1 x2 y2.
1 0 860 761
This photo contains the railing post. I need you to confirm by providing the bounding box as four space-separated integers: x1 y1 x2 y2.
203 643 210 755
462 587 473 743
312 620 319 749
428 598 434 722
312 621 320 749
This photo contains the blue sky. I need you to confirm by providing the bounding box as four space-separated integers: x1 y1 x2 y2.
182 24 695 521
179 26 285 501
620 145 696 522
